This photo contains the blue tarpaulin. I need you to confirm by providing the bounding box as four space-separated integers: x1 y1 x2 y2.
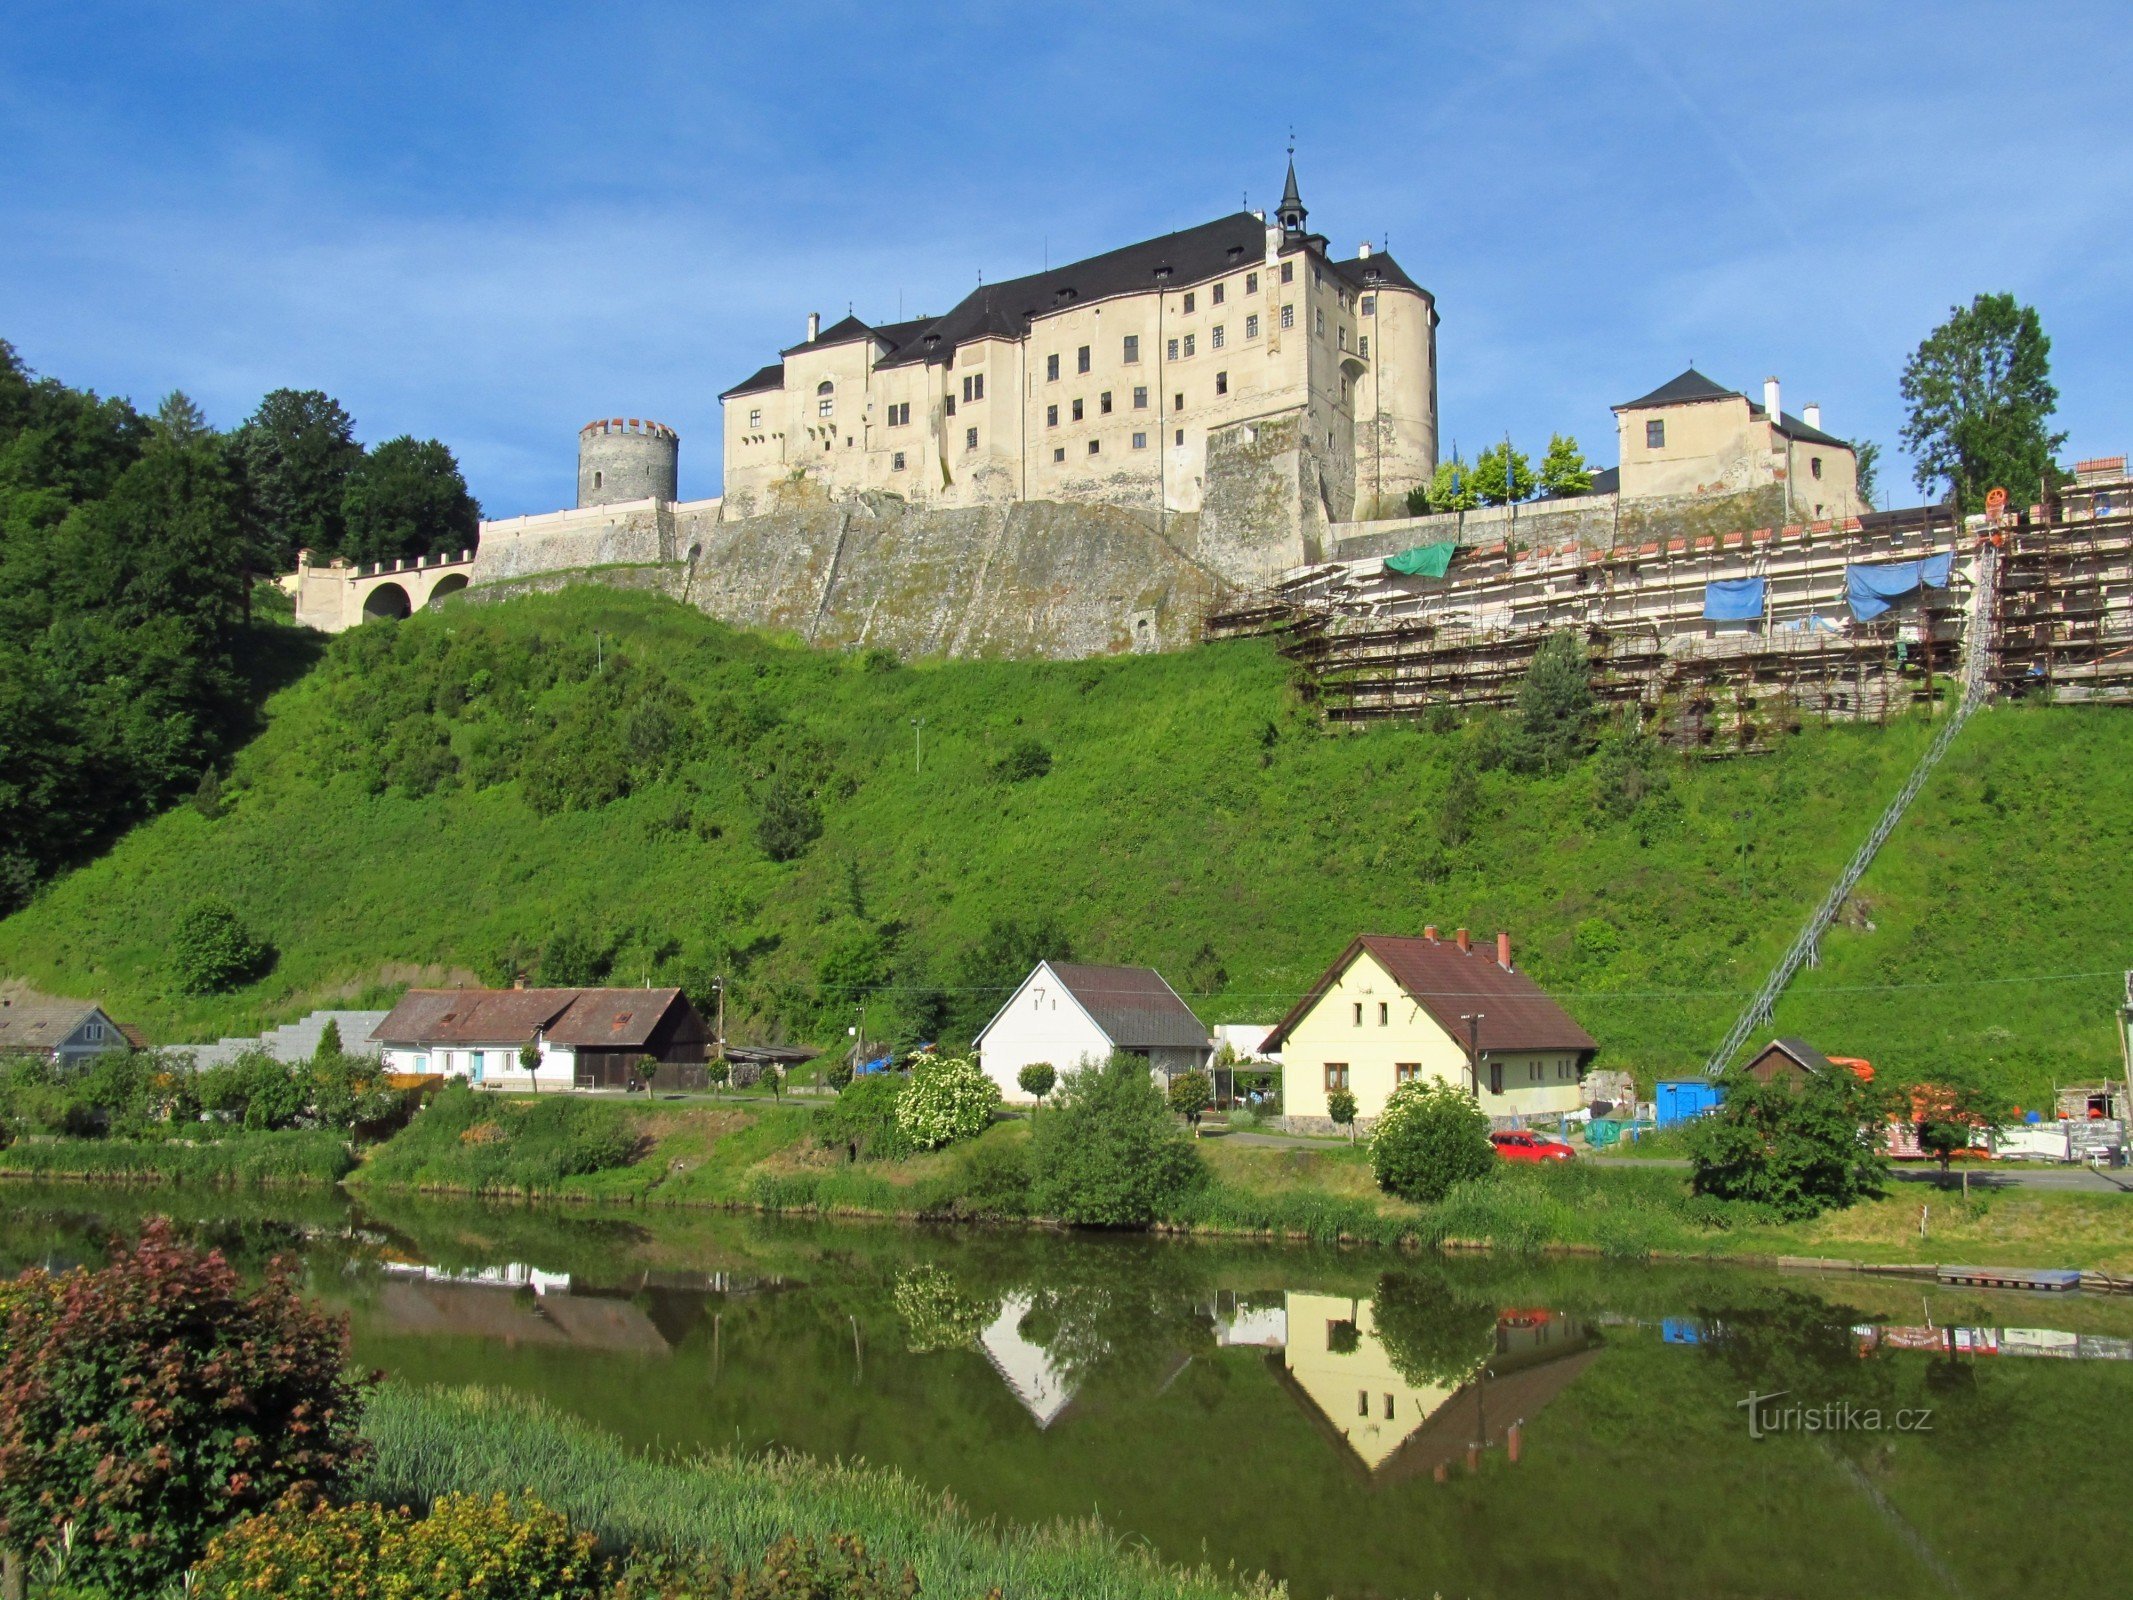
1847 552 1952 620
1702 576 1766 621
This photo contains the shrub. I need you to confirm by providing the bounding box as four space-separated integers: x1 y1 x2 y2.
1370 1078 1495 1203
617 1534 918 1600
824 1057 856 1093
0 1221 368 1591
707 1057 732 1093
1167 1069 1212 1131
1326 1087 1358 1142
950 1134 1032 1217
1510 628 1593 776
813 1072 913 1160
1686 1067 1889 1218
194 1491 600 1600
993 738 1052 783
1016 1061 1057 1102
1029 1053 1206 1227
894 1051 999 1150
169 898 268 994
313 1017 343 1059
755 775 823 862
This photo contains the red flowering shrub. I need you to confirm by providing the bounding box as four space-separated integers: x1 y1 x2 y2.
0 1219 370 1592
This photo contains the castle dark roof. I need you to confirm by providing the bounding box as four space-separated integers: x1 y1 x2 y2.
1614 367 1851 449
779 314 875 357
1333 252 1426 296
719 363 785 401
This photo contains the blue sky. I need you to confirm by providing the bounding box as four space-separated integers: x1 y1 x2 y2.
3 2 2126 517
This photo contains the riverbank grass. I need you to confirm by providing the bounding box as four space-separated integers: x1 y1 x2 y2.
0 1128 354 1186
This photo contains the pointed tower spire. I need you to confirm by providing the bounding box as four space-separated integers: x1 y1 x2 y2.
1277 136 1307 236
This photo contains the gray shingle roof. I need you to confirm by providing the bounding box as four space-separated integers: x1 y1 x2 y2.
1046 963 1209 1051
0 999 105 1051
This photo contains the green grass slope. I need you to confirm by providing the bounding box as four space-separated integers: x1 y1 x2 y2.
0 587 2126 1099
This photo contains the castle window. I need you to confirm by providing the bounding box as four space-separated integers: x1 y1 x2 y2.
965 427 978 451
1361 294 1375 315
1047 404 1059 428
1340 376 1347 399
1183 333 1196 358
1358 335 1368 358
1213 281 1226 306
593 470 602 489
1245 313 1260 339
1072 398 1084 423
945 394 956 416
1211 324 1225 350
1174 428 1184 446
1172 392 1183 412
1132 431 1148 450
1183 291 1196 313
962 373 984 402
1811 456 1824 479
1281 261 1294 284
1077 344 1091 374
892 451 906 470
1338 326 1348 351
888 402 910 426
1123 334 1140 364
1167 337 1179 361
1133 386 1148 409
1245 270 1259 294
1280 304 1295 330
1215 371 1228 396
1646 419 1666 449
1315 309 1326 336
748 408 762 428
818 397 834 418
1053 446 1065 463
1100 391 1113 415
1088 438 1100 455
1046 353 1060 382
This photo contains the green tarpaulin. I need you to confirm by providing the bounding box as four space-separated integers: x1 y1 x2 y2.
1383 540 1458 578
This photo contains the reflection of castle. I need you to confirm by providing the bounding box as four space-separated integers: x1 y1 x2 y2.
1275 1292 1599 1480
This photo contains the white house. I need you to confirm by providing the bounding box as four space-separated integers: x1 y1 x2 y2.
976 961 1212 1103
0 998 138 1070
368 986 709 1091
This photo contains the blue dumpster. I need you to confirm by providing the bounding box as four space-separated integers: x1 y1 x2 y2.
1655 1079 1724 1128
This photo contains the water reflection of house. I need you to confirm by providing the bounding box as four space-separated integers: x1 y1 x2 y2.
977 1292 1078 1428
1275 1292 1599 1480
370 1261 678 1357
1214 1291 1289 1349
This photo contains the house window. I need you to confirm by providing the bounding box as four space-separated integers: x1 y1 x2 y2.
1215 371 1228 396
1315 309 1326 336
1352 1003 1363 1027
1489 1061 1504 1095
1132 431 1148 449
1100 391 1113 414
965 427 978 451
1358 1391 1370 1416
891 451 906 471
1811 456 1824 479
1046 353 1060 381
1245 270 1259 294
1047 404 1059 428
1123 334 1140 363
1361 294 1375 315
1167 337 1180 361
1077 344 1091 374
1213 281 1226 305
1359 335 1369 358
1378 1002 1388 1026
1071 398 1084 422
962 374 984 402
1395 1062 1420 1085
1183 291 1196 313
1211 324 1225 349
1324 1062 1350 1092
1281 261 1294 284
1529 1062 1544 1082
1182 333 1195 358
1087 438 1100 455
1280 304 1295 329
1053 446 1065 463
1133 385 1148 409
1245 313 1260 339
1646 419 1666 449
748 408 762 428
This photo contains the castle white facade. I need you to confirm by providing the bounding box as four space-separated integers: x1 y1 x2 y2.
719 163 1439 522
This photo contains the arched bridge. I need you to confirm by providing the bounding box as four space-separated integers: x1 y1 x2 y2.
281 548 478 633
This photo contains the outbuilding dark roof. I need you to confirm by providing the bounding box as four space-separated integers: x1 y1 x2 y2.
1750 1037 1835 1075
1045 962 1209 1051
1614 367 1851 449
1260 934 1597 1056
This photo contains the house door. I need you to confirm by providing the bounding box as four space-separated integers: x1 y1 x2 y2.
468 1050 484 1084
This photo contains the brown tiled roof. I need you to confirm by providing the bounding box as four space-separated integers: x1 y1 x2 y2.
1260 935 1597 1056
1045 963 1209 1051
369 989 580 1047
544 988 685 1048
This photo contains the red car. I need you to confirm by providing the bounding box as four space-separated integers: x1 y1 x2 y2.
1490 1129 1576 1164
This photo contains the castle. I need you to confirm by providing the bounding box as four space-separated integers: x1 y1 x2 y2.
717 159 1440 528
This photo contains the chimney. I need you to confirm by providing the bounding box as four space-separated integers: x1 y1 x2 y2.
1357 240 1373 259
1455 928 1471 953
1803 402 1822 432
1763 376 1782 426
807 311 821 342
1497 931 1512 970
1423 925 1439 942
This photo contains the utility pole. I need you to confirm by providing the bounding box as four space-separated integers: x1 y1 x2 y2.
1461 1013 1485 1098
713 975 726 1063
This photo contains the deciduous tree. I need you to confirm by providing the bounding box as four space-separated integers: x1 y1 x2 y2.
1899 293 2065 509
1537 433 1593 498
340 435 481 566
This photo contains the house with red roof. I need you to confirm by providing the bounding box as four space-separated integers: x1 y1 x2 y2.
369 987 710 1092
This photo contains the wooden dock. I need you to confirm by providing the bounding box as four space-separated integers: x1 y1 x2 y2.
1937 1265 2084 1292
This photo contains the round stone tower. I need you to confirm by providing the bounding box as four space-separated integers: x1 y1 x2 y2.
577 417 679 507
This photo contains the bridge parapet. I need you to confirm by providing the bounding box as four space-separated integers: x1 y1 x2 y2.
282 547 479 633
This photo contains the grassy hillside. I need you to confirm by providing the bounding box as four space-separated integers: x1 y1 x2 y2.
0 587 2127 1098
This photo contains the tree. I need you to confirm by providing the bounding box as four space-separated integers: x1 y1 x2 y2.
519 1037 542 1095
1911 1072 2013 1188
340 435 481 566
1029 1053 1207 1227
539 925 608 985
1899 293 2066 510
1413 456 1478 514
754 774 822 863
946 915 1074 1043
235 389 365 569
1537 433 1593 498
0 1221 368 1592
1468 440 1535 506
632 1054 660 1094
170 898 267 994
1511 629 1593 775
1686 1066 1889 1218
1327 1087 1359 1143
895 1050 1000 1149
993 738 1053 783
706 1058 730 1098
1017 1061 1058 1105
314 1017 343 1062
1854 439 1882 509
1167 1069 1213 1135
152 389 212 447
1370 1078 1495 1201
824 1057 855 1092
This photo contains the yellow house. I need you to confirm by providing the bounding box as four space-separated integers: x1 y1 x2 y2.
1262 928 1596 1133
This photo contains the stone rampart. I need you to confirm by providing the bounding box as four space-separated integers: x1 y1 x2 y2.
1329 485 1785 563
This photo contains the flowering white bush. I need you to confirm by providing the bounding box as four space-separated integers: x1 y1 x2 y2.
894 1050 1001 1149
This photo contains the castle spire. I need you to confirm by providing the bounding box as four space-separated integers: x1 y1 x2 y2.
1277 141 1307 236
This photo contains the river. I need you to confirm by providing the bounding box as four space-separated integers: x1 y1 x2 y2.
4 1183 2129 1600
